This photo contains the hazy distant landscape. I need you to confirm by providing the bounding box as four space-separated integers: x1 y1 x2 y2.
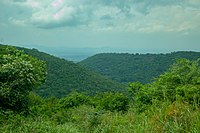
24 45 180 62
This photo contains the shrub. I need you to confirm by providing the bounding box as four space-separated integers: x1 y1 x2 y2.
94 92 130 112
59 92 90 109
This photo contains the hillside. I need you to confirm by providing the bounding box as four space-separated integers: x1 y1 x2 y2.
79 51 200 83
0 44 125 98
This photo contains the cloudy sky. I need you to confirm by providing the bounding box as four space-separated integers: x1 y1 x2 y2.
0 0 200 55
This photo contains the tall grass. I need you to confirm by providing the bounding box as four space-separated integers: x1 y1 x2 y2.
1 99 200 133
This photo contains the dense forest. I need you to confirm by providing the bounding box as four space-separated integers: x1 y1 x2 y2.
14 45 126 98
1 45 200 132
79 52 200 83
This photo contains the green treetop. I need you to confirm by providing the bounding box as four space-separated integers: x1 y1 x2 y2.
0 46 47 112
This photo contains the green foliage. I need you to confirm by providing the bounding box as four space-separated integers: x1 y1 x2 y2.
128 58 200 112
0 110 81 133
128 81 144 98
79 52 200 83
1 44 200 132
14 45 126 98
0 46 46 112
153 58 200 102
128 82 153 112
1 100 200 133
94 92 130 112
1 55 200 132
87 111 102 128
59 92 90 109
176 85 200 105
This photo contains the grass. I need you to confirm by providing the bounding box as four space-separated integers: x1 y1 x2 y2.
1 100 200 133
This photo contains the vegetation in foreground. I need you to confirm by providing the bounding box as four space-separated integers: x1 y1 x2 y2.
0 46 200 132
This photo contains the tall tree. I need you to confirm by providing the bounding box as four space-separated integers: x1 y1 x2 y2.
0 46 46 112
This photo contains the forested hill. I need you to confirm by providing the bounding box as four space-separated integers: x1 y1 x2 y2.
0 44 125 98
79 51 200 83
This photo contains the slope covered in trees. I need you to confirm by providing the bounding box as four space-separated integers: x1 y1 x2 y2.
79 52 200 83
1 50 200 132
0 44 125 98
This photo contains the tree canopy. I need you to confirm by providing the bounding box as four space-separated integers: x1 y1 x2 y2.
0 46 46 112
16 46 126 98
79 52 200 83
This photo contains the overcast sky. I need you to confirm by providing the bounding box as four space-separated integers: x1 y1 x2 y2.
0 0 200 54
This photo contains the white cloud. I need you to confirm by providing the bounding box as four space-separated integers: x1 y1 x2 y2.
24 0 42 8
9 17 27 26
5 0 78 28
122 5 200 33
30 5 76 28
51 0 64 8
2 0 200 33
93 6 122 19
188 0 200 5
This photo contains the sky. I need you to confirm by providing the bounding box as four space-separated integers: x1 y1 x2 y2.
0 0 200 59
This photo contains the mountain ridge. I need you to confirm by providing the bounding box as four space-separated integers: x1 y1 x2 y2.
0 44 126 98
79 51 200 83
